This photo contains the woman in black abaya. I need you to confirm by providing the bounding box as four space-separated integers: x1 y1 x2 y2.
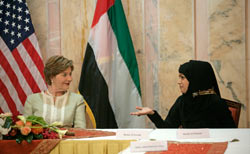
131 60 236 128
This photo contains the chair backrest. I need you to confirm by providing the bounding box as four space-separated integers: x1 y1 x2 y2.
222 98 241 127
84 100 96 129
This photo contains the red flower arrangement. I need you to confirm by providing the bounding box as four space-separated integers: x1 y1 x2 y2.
0 113 67 143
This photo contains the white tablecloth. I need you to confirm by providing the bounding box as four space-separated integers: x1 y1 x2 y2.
114 129 250 154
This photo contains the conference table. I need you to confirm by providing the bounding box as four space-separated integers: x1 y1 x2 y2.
118 129 250 154
0 128 250 154
51 128 250 154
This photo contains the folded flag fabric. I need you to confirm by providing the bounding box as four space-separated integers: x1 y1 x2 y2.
0 0 47 115
79 0 145 128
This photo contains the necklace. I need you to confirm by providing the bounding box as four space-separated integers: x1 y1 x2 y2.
192 88 216 97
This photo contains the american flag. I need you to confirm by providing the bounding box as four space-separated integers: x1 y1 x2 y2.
0 0 47 116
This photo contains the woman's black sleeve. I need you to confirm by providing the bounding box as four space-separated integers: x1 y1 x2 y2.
147 97 181 128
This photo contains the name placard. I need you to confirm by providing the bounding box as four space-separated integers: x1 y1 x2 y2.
177 129 210 139
116 129 150 139
130 141 168 152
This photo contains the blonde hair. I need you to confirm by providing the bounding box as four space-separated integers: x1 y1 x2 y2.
44 55 74 85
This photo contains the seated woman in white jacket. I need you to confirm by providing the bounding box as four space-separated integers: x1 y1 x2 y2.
24 55 86 128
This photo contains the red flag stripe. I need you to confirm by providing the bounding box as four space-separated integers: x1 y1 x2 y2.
17 42 47 91
22 38 45 79
0 38 33 95
12 48 41 93
29 34 43 58
91 0 115 28
0 79 19 115
0 101 10 114
0 107 4 114
0 65 24 112
0 92 12 113
0 50 27 104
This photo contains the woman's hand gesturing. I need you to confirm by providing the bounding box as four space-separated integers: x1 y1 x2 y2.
130 106 154 116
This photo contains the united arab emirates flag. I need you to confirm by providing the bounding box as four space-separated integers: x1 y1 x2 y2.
79 0 145 128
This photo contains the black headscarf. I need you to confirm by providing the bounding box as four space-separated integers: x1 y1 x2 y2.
178 60 221 123
179 60 220 97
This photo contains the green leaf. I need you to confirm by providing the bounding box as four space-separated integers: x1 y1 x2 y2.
17 115 26 123
34 133 43 139
26 115 47 126
16 138 22 144
3 117 12 128
26 133 33 143
16 135 24 144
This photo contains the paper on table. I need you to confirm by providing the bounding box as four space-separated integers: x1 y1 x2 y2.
116 129 151 140
177 129 210 139
130 140 167 152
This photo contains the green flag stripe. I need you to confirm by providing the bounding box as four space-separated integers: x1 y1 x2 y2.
107 0 141 95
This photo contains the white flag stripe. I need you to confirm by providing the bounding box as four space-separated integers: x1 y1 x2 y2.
0 94 11 113
0 65 24 113
89 13 144 128
89 13 117 109
29 34 42 57
0 37 33 95
17 41 47 91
